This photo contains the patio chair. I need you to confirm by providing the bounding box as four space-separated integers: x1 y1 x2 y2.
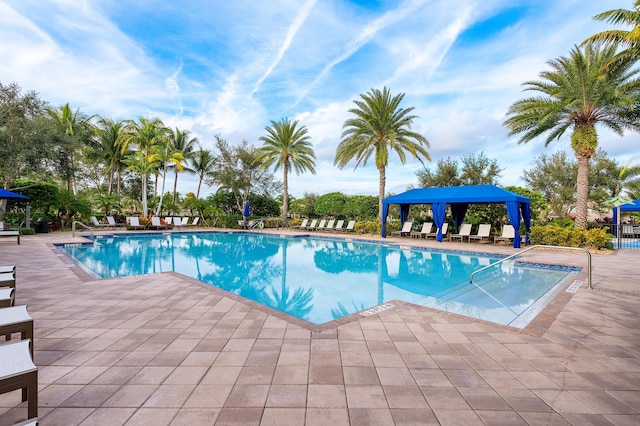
0 265 15 277
0 339 38 420
0 287 15 307
0 305 34 355
0 230 21 244
126 217 146 230
322 219 335 232
90 216 111 228
173 217 187 228
106 216 123 227
188 217 200 227
291 218 308 230
333 220 344 232
469 224 492 243
449 223 472 242
411 222 433 239
312 219 326 231
342 220 356 232
494 225 515 244
149 217 167 230
391 221 413 237
425 222 448 240
0 273 15 289
306 219 318 231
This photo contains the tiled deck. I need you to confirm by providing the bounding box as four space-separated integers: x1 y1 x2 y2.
0 230 638 425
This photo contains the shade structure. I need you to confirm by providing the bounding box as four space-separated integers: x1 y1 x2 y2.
381 184 531 248
0 188 29 200
612 199 640 236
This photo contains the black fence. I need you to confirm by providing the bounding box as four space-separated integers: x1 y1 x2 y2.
599 223 640 250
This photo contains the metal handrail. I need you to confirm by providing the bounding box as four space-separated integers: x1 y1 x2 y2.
470 244 592 289
72 221 94 238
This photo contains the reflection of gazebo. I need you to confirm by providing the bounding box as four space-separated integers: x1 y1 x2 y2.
381 185 531 248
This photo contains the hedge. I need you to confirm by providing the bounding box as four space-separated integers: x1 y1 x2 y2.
529 225 610 249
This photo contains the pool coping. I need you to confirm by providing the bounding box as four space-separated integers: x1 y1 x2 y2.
50 232 589 337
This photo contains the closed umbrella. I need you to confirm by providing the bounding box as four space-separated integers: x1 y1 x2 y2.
243 201 250 229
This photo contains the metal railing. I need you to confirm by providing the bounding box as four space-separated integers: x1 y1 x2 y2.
72 221 94 238
470 244 592 289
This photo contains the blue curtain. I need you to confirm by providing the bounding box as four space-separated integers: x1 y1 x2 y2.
432 202 447 242
400 204 410 223
450 203 469 232
381 204 389 237
612 208 618 236
520 202 531 244
506 201 521 248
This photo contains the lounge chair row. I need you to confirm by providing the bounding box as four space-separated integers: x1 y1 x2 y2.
0 265 38 422
292 219 356 232
393 221 516 243
126 216 200 230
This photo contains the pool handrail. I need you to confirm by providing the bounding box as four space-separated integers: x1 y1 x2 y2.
469 244 592 289
72 221 94 239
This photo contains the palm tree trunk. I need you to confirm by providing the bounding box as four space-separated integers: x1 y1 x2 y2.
156 168 167 216
196 177 203 200
282 161 289 223
173 169 179 202
378 165 386 223
575 154 590 229
142 173 148 217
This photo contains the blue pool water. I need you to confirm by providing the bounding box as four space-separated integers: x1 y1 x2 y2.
59 232 578 327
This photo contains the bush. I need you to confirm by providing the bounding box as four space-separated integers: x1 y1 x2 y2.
20 227 35 235
530 225 610 249
355 220 381 235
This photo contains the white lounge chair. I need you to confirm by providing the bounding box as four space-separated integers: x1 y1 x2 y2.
469 224 492 243
333 220 344 232
411 222 433 239
188 217 200 227
0 339 38 420
312 219 326 231
322 219 335 232
106 216 123 227
149 217 167 230
494 225 515 244
126 217 146 230
425 222 448 240
90 216 111 228
306 219 318 231
392 221 413 237
292 218 308 230
449 223 472 242
341 220 356 232
173 217 187 228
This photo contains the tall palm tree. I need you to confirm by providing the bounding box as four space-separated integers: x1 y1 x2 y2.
46 103 94 194
504 44 640 228
257 118 316 222
191 148 216 199
121 117 170 216
152 139 184 216
334 87 430 222
583 0 640 67
168 128 198 202
92 117 127 195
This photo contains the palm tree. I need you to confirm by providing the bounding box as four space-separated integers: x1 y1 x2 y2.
190 148 216 199
334 87 430 222
504 44 640 228
121 118 170 216
46 103 94 194
152 139 185 216
92 117 127 195
168 128 198 202
583 1 640 67
257 118 316 222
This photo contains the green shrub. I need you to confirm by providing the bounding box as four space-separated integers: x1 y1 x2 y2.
354 220 380 234
530 225 610 249
20 227 35 235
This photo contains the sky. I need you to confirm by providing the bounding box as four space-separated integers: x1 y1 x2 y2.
1 0 639 199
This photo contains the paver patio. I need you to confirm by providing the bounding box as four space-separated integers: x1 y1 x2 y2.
0 230 638 425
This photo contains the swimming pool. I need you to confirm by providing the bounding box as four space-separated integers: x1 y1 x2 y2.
59 232 578 327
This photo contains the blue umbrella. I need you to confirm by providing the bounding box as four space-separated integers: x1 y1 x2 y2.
0 188 29 200
243 201 250 218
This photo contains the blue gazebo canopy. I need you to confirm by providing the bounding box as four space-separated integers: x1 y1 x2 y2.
381 184 531 248
612 199 640 235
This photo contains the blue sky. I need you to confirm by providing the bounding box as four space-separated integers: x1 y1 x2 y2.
1 0 638 199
